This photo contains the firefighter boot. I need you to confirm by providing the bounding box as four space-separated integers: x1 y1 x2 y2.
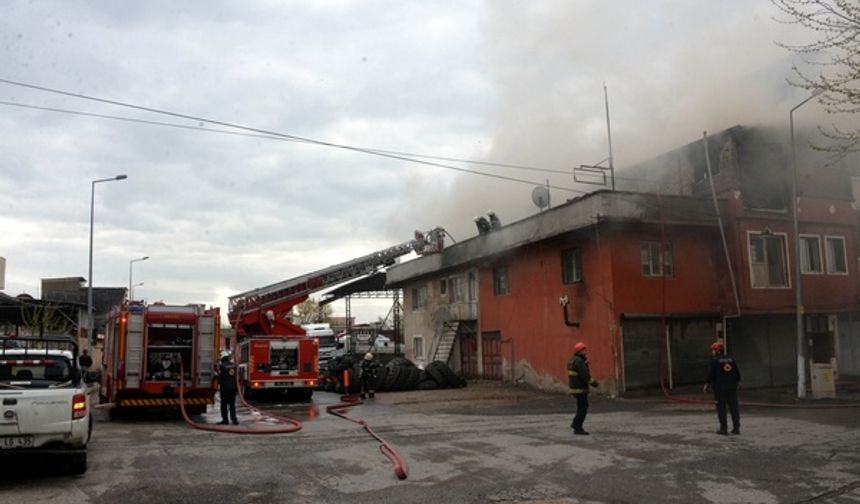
360 393 367 400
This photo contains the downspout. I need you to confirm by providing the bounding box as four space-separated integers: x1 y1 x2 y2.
559 296 580 327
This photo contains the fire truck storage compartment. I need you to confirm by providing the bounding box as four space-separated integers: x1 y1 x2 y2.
146 323 193 381
268 340 299 374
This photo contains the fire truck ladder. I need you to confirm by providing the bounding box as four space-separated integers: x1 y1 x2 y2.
228 228 446 325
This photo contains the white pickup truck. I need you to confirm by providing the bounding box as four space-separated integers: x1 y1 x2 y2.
0 336 98 474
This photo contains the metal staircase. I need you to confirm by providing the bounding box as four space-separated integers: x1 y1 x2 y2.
430 321 459 364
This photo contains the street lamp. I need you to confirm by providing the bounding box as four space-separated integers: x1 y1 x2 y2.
87 174 127 354
790 88 823 400
130 282 144 300
128 256 149 301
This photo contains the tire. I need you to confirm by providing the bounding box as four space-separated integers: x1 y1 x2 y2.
417 379 438 390
347 363 361 394
373 365 389 392
425 362 448 388
387 357 414 369
403 366 421 390
382 363 403 391
68 452 87 475
434 361 464 388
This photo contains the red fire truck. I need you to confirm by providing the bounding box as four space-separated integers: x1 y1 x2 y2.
228 228 446 400
102 302 221 416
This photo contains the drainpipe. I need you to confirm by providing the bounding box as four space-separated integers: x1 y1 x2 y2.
559 295 580 327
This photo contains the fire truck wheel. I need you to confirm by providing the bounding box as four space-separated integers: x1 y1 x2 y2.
68 452 87 475
108 406 125 420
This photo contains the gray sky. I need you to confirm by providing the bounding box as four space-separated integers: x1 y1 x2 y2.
0 1 834 322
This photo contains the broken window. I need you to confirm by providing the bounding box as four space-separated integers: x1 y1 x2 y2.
825 236 847 274
562 248 583 284
640 242 673 277
493 267 509 296
749 233 788 288
800 235 822 274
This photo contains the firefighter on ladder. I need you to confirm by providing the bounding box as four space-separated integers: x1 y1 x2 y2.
360 352 380 399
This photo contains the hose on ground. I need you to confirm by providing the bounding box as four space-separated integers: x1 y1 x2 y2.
178 361 302 434
327 394 409 480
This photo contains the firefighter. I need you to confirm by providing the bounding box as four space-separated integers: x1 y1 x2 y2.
359 352 380 399
703 341 741 435
567 341 598 435
215 349 239 425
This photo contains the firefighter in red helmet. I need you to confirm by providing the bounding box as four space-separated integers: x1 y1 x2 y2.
567 341 598 435
703 340 741 435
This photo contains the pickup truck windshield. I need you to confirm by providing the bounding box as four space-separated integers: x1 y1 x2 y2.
0 356 73 387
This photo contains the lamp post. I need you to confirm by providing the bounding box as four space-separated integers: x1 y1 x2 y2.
128 256 149 301
790 88 823 400
87 174 127 354
130 282 144 300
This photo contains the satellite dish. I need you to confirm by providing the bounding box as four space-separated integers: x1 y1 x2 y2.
531 186 550 210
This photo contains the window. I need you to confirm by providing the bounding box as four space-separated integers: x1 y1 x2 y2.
800 235 822 274
410 285 428 310
562 248 583 284
640 242 673 277
825 236 847 274
493 267 509 296
448 276 463 302
439 279 447 295
467 271 477 301
749 233 788 288
413 336 424 360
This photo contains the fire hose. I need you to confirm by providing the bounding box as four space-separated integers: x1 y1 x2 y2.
178 361 302 434
326 371 409 480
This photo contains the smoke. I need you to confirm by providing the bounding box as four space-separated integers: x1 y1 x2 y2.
387 1 844 244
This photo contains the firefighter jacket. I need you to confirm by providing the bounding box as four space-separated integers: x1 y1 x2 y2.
360 359 380 380
217 361 238 392
706 354 741 391
567 353 597 395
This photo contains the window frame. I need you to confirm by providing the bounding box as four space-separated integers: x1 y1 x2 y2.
562 248 583 284
410 285 428 310
747 231 791 289
493 266 510 296
799 234 823 275
448 275 463 302
413 335 424 360
640 241 674 278
824 235 848 275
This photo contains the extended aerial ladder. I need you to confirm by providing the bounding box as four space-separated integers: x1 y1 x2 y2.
227 227 446 335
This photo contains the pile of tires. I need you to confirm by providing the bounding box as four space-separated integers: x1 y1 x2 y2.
421 360 467 389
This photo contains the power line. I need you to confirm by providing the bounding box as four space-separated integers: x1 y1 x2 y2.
0 78 586 193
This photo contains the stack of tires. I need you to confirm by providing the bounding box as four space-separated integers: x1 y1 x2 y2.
420 360 467 390
326 356 466 393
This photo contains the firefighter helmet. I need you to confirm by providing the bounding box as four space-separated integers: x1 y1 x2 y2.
710 341 724 352
573 342 587 353
364 352 374 361
219 349 232 360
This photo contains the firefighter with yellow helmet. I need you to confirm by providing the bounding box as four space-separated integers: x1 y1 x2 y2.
360 352 380 399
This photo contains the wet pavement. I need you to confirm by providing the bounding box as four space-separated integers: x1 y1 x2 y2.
1 382 858 503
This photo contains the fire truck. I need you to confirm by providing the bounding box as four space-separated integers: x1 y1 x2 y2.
228 228 446 400
102 302 221 416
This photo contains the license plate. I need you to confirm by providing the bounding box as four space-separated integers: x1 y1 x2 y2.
274 381 294 386
0 435 34 449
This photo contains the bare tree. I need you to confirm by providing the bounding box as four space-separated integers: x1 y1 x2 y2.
773 0 860 152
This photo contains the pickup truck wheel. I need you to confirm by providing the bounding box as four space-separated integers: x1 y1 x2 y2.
68 452 87 475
